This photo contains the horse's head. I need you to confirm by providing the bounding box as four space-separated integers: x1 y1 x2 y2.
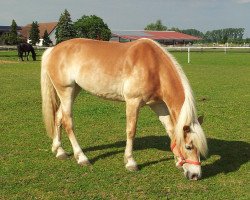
171 116 208 180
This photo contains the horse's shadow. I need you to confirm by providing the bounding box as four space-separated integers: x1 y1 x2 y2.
82 136 250 179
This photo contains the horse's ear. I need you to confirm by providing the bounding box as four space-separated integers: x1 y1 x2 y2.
198 116 204 125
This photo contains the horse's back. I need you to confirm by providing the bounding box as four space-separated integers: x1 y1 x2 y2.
45 38 163 102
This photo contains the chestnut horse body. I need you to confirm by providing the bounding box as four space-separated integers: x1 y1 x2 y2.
41 38 207 180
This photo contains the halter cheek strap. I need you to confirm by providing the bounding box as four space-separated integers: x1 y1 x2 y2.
171 141 201 166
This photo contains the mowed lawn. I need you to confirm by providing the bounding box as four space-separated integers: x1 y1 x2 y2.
0 50 249 199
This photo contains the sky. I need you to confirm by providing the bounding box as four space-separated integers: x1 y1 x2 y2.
1 0 250 38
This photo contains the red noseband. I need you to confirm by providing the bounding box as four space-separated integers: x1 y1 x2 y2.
171 141 201 166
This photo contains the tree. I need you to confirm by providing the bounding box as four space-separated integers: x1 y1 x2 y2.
29 21 40 45
0 19 21 45
181 29 204 38
168 27 181 32
204 28 245 43
55 9 76 44
0 34 9 45
74 15 111 41
144 20 167 31
245 38 250 44
43 30 52 46
8 19 18 45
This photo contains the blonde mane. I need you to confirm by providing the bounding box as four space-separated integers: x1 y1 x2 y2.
141 39 208 156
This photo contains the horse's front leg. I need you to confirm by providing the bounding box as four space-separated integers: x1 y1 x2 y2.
124 98 141 171
21 52 24 61
150 103 174 138
27 52 29 61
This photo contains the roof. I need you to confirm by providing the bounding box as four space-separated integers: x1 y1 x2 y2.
20 22 58 39
0 26 22 32
112 30 200 41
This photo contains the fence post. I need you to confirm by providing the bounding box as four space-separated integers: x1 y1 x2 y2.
224 43 228 54
188 47 190 63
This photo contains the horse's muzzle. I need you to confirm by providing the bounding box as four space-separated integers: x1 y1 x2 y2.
184 166 202 180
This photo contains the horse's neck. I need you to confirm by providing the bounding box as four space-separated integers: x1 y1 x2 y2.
164 93 184 125
160 61 185 125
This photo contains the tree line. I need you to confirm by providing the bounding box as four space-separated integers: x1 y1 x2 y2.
0 9 111 46
145 20 250 44
55 9 111 44
1 15 249 46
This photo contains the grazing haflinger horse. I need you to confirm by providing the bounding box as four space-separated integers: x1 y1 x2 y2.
17 43 36 61
41 38 208 180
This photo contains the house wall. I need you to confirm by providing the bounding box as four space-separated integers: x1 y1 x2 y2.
49 29 56 45
27 28 56 46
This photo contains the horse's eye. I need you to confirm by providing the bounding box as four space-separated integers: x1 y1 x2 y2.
185 145 192 150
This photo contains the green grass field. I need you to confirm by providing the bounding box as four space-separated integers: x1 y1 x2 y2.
0 50 249 199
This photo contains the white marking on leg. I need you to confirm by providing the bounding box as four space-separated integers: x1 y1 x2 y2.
124 99 140 171
68 133 90 165
51 106 68 159
56 147 68 159
125 138 138 170
164 115 174 138
150 103 174 138
52 135 61 154
58 86 90 166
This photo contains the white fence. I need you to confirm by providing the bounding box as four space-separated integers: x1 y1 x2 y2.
0 45 48 51
1 45 250 64
165 46 250 63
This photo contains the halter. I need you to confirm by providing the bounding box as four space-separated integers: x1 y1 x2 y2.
171 141 201 166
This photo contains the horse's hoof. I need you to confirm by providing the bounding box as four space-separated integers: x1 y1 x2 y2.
56 153 69 160
78 159 91 166
126 164 139 172
56 150 69 160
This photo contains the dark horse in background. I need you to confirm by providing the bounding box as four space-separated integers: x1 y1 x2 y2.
17 43 36 61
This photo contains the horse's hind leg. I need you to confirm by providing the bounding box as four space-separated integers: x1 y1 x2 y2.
57 85 90 166
51 105 69 159
149 102 174 139
124 98 141 171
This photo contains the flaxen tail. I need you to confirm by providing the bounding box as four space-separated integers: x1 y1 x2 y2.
41 47 59 138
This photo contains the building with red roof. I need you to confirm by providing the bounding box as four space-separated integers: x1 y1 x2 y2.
20 22 58 46
111 30 200 45
18 23 200 46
